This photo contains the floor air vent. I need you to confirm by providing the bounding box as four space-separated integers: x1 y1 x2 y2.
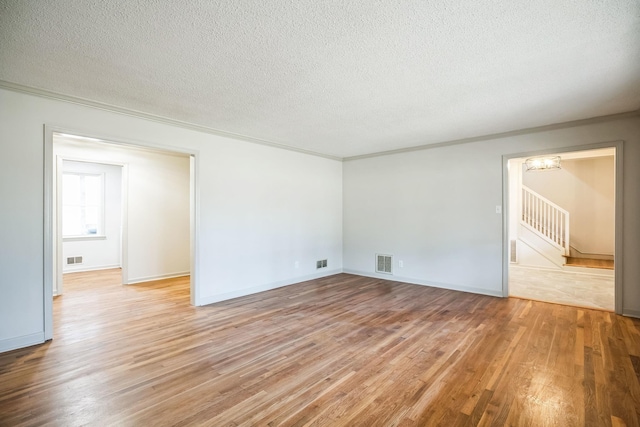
66 256 83 265
376 254 393 274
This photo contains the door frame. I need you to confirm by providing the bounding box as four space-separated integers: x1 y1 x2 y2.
44 124 200 340
501 140 624 314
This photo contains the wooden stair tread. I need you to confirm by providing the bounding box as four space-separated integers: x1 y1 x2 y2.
565 257 614 270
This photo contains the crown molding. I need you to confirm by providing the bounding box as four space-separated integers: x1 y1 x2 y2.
2 79 638 163
344 109 640 161
0 80 342 162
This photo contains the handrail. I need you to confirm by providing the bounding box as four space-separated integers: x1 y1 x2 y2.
521 185 570 255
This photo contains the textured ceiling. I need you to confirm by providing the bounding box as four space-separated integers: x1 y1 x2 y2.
1 1 639 158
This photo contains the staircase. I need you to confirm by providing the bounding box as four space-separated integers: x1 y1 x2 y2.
517 186 613 270
519 186 569 267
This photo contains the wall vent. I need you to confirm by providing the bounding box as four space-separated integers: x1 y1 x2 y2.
66 256 83 265
316 259 328 269
510 240 518 263
376 254 393 274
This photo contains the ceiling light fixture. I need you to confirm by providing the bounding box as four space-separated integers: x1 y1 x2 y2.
525 156 561 171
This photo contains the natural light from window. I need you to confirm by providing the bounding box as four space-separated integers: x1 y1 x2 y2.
62 173 103 237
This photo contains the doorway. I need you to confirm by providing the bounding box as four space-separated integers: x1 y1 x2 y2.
56 158 124 295
503 143 623 313
44 128 199 340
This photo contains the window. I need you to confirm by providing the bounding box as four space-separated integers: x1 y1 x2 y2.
62 173 104 237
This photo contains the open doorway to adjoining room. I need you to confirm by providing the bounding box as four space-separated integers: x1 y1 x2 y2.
44 129 198 340
505 146 620 312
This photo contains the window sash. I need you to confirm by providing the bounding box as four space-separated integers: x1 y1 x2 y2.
62 172 105 237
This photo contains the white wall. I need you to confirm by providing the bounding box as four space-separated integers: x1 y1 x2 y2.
55 138 191 283
523 157 615 255
344 142 505 296
1 83 637 354
343 115 640 316
61 160 123 274
0 88 343 352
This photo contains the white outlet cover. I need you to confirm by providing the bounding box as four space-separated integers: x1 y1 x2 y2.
495 206 502 214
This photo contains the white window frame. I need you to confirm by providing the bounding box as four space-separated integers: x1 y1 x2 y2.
62 171 106 241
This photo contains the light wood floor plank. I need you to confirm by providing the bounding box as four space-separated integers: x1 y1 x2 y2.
1 269 640 426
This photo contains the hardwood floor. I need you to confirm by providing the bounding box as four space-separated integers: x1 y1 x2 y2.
1 269 640 426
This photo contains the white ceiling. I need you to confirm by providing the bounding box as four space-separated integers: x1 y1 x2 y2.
1 1 639 158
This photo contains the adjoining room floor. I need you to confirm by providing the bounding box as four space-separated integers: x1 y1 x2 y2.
509 264 614 311
1 269 639 425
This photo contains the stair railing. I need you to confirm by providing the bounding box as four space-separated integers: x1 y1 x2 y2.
521 185 570 255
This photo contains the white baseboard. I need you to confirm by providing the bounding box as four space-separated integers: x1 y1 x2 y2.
622 309 640 319
198 268 343 306
342 269 504 298
63 264 121 274
127 271 190 285
0 332 45 354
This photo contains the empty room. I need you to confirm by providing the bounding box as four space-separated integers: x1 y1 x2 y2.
1 1 640 426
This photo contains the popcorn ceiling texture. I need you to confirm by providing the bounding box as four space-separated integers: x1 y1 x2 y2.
0 0 638 157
